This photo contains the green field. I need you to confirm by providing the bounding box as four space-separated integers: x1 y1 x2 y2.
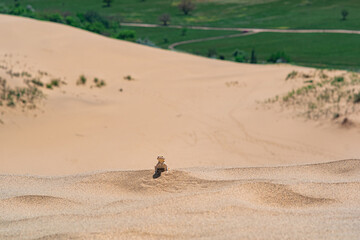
122 26 238 49
176 32 360 70
0 0 359 70
1 0 359 30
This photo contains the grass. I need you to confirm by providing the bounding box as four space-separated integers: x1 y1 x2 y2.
266 70 360 121
31 79 44 87
120 26 238 48
77 75 87 85
1 0 359 70
0 77 45 109
2 0 360 30
123 75 134 81
93 77 106 88
176 32 360 71
354 92 360 103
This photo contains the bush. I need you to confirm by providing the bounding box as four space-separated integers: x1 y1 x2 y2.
79 11 110 28
45 13 64 23
178 0 195 15
0 4 10 13
8 6 27 15
207 48 217 58
117 30 136 41
65 16 81 27
267 51 291 63
46 83 53 89
94 78 106 88
331 76 344 85
159 13 171 26
124 75 133 81
50 79 60 87
354 92 360 104
181 27 188 36
31 79 44 87
77 75 87 85
234 50 248 62
136 38 156 47
286 71 298 80
84 21 106 34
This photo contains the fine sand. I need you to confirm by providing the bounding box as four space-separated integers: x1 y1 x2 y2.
1 160 360 239
1 14 360 239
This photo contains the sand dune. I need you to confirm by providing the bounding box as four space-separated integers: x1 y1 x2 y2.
1 14 360 239
1 14 360 175
1 159 360 239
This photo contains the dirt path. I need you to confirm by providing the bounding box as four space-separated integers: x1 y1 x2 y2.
168 32 256 50
122 23 360 34
122 23 360 50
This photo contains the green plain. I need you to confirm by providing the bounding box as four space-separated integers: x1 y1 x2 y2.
176 32 360 70
1 0 359 70
1 0 359 29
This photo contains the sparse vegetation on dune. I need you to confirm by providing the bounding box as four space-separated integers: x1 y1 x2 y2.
0 77 45 110
76 75 107 88
0 57 69 123
77 75 87 85
123 75 134 81
265 70 360 124
93 77 106 88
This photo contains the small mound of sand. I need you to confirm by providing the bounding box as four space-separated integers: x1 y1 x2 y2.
1 160 360 240
239 182 335 207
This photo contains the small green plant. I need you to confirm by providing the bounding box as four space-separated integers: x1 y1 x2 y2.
46 83 53 89
94 78 106 87
38 70 48 76
354 92 360 103
234 50 248 63
31 79 44 87
341 9 349 21
77 75 87 85
50 79 60 87
308 102 317 110
7 99 15 107
124 75 133 81
181 27 187 36
207 48 217 58
331 76 344 85
267 51 290 63
117 30 136 41
286 71 298 80
21 71 32 78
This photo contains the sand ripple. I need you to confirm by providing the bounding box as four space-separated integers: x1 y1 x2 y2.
1 159 360 240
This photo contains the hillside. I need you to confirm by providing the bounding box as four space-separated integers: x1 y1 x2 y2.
1 14 360 175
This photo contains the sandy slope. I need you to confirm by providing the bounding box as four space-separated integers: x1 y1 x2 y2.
0 15 359 175
1 159 360 239
1 14 360 239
